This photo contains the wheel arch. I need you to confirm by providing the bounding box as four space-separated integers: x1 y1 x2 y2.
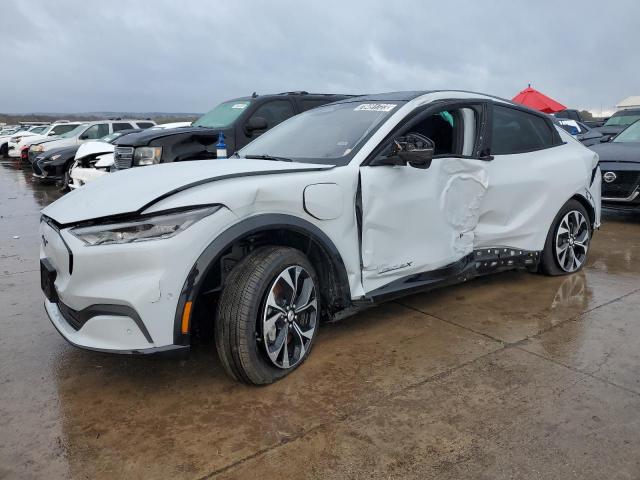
173 214 352 345
571 193 596 227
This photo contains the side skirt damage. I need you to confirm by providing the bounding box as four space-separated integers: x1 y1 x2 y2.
365 246 540 302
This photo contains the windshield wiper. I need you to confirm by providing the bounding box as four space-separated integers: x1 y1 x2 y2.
244 154 293 162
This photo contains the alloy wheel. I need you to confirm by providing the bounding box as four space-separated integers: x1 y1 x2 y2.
555 210 590 273
261 265 318 369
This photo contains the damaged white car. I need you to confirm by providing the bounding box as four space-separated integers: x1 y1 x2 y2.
40 91 601 384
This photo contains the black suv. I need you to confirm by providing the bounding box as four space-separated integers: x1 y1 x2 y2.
112 91 351 169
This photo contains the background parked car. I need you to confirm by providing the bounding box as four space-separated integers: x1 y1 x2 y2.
28 119 156 164
32 128 143 189
0 126 21 157
7 122 82 158
69 123 190 189
553 109 606 129
556 119 603 146
589 119 640 210
2 125 47 157
595 108 640 139
69 129 142 189
112 91 351 169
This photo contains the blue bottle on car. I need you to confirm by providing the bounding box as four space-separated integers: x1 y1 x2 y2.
216 132 227 159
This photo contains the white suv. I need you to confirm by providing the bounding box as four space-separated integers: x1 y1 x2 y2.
28 119 156 161
8 122 83 158
40 91 601 384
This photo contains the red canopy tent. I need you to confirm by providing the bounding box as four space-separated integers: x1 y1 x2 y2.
512 85 566 113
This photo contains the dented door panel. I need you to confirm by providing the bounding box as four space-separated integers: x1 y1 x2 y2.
359 157 489 294
474 137 598 252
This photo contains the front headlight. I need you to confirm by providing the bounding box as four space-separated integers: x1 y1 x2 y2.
133 146 162 166
70 205 221 246
31 144 44 153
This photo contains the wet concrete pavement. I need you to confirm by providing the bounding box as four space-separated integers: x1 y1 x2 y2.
1 158 640 479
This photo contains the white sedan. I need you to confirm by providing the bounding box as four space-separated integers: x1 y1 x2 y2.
40 90 601 384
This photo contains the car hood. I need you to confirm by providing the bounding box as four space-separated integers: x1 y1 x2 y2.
595 125 625 136
39 138 75 151
75 141 114 161
42 159 334 225
113 126 213 147
590 142 640 163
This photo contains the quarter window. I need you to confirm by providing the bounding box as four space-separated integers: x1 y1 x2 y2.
249 100 295 130
112 122 134 132
491 105 556 155
135 122 155 129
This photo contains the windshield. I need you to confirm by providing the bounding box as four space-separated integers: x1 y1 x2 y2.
59 123 89 138
29 126 47 134
239 101 400 165
193 100 251 128
604 112 640 127
613 120 640 143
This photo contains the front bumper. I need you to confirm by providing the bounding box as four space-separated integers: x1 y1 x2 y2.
70 166 107 189
39 207 237 353
600 163 640 210
7 142 20 157
32 159 62 181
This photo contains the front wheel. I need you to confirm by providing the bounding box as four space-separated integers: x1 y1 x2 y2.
59 162 74 192
539 199 592 276
215 246 320 384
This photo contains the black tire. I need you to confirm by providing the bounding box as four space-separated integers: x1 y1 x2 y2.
215 246 321 385
0 143 7 158
60 161 73 192
539 199 592 276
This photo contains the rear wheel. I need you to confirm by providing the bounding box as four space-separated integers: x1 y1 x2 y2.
215 246 320 384
539 199 591 276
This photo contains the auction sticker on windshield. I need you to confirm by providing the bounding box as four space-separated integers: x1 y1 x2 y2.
354 103 396 112
232 103 248 109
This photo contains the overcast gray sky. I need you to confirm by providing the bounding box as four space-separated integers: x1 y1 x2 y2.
1 0 637 115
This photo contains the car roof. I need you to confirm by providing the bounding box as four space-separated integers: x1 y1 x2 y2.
332 90 515 104
612 108 640 115
224 92 352 103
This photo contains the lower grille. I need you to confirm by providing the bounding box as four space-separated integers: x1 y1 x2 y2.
114 146 134 169
601 171 640 199
59 302 87 331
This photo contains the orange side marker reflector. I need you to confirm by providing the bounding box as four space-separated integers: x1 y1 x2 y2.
181 301 192 335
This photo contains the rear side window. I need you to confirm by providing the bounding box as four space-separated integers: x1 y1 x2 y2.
82 123 110 140
491 105 556 155
112 122 134 132
250 100 295 129
51 124 78 135
135 122 155 129
300 99 330 112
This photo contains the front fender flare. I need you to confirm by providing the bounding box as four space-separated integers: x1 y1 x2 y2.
173 213 351 345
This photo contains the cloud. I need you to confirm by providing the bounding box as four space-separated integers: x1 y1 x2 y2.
1 0 637 114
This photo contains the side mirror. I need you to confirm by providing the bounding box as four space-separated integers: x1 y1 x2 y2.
48 131 57 136
245 116 268 136
600 135 611 143
371 133 435 169
79 133 89 140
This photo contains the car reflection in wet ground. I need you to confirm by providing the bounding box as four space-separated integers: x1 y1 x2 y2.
1 157 640 479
